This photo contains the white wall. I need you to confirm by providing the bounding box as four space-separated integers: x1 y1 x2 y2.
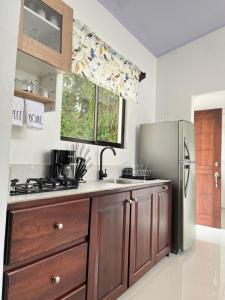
156 27 225 122
0 0 21 296
193 92 225 208
10 0 157 177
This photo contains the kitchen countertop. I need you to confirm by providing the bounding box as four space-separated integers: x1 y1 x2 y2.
8 179 171 204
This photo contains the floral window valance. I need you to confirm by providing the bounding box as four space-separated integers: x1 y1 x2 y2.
72 19 142 102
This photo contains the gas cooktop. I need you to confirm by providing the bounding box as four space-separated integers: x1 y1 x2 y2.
10 178 79 196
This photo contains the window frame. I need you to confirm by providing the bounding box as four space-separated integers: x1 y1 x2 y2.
61 84 126 149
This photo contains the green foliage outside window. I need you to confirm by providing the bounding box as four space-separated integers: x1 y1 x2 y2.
61 73 95 141
97 87 120 143
61 73 125 147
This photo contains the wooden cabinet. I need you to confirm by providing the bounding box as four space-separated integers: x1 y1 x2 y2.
87 192 131 300
60 285 86 300
5 198 90 265
4 196 90 300
18 0 73 72
4 183 171 300
129 185 171 286
4 244 87 300
129 187 155 286
154 185 172 263
87 184 172 299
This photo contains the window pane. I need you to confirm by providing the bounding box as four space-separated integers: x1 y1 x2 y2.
61 73 95 141
97 87 124 144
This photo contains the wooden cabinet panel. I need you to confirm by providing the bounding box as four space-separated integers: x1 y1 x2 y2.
18 0 73 72
129 188 154 286
60 285 86 300
6 198 90 264
87 192 130 300
4 184 172 300
4 244 87 300
154 185 172 262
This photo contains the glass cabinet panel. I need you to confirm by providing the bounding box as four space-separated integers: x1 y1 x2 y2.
23 0 62 53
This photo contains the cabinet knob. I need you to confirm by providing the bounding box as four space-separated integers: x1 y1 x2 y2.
131 198 138 203
54 223 64 230
51 276 61 284
125 199 133 204
162 186 168 191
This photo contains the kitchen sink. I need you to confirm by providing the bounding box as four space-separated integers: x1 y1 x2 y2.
103 178 145 184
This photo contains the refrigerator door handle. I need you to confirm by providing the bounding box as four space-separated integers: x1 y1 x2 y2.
184 137 190 160
184 164 190 198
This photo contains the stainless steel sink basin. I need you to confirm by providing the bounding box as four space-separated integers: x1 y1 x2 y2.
103 178 145 184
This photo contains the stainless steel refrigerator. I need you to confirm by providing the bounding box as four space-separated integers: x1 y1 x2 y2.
138 120 196 254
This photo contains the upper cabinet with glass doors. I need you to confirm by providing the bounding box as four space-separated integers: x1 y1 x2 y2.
18 0 73 72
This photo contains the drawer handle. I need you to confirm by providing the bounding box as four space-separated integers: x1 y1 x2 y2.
52 276 61 284
162 186 168 191
54 223 64 230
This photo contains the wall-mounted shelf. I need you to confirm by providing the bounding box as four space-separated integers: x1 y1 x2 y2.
15 51 57 111
14 89 55 105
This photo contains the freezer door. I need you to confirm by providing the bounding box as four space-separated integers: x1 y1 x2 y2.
179 161 196 251
179 121 195 163
138 122 179 183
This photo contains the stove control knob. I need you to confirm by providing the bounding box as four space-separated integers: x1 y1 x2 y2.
52 276 61 284
54 223 64 230
11 179 19 186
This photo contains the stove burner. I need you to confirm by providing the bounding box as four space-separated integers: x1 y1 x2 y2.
10 177 79 196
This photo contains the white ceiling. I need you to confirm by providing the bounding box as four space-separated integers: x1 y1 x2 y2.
98 0 225 56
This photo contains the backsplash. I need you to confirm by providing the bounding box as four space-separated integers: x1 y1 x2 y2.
9 164 123 182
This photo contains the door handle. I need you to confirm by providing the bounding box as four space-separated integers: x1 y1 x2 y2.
184 137 190 160
215 171 221 188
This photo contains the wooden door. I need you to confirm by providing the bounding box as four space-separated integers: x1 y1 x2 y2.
87 192 130 300
129 188 154 286
195 109 222 228
154 185 172 263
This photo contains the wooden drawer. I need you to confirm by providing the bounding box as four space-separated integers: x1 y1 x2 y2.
60 285 86 300
6 198 90 264
4 243 87 300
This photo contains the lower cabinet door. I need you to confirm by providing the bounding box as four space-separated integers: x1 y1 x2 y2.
155 185 172 262
87 192 130 300
4 244 87 300
129 188 155 286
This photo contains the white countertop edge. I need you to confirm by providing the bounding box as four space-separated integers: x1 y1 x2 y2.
8 179 171 204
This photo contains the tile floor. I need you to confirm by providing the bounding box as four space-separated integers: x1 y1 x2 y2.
118 225 225 300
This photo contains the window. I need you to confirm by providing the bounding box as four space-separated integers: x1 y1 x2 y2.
61 73 125 148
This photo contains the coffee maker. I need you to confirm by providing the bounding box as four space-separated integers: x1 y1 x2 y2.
50 150 76 181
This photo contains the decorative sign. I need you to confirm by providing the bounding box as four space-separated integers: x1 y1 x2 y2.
12 97 24 127
25 100 44 129
12 98 44 129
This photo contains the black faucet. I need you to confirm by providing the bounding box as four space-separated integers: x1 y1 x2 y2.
99 147 116 180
